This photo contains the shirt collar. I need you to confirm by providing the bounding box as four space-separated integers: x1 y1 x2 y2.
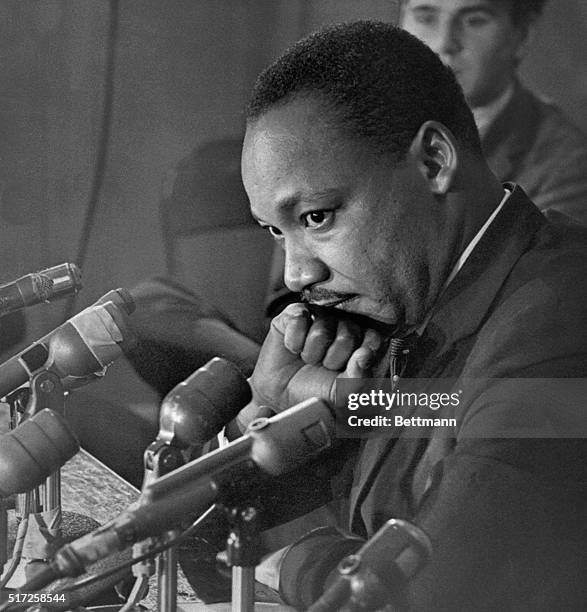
414 187 513 337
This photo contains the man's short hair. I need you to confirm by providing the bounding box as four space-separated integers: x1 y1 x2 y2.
246 21 482 163
507 0 548 27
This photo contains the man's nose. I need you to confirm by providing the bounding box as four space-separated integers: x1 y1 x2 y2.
432 19 462 58
283 241 329 293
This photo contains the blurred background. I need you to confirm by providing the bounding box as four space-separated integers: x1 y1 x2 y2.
0 1 586 469
1 0 586 339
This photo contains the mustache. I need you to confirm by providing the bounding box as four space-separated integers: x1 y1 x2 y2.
301 288 356 303
300 290 395 335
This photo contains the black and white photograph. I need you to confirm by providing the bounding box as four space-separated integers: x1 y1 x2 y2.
0 1 586 610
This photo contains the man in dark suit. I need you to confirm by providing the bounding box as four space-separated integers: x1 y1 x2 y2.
400 0 587 223
262 0 587 318
119 0 587 416
239 20 587 611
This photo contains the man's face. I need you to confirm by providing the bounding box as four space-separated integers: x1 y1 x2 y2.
401 0 527 107
242 98 447 332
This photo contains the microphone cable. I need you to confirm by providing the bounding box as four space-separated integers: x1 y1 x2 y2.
64 0 120 319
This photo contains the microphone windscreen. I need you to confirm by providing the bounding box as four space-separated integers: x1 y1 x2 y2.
159 357 252 448
279 527 363 610
0 409 80 497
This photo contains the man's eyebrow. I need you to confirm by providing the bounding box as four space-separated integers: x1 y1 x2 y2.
409 2 495 15
410 5 438 12
252 189 341 224
251 195 299 226
408 3 439 13
458 4 496 16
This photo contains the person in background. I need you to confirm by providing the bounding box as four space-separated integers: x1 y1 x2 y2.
399 0 587 223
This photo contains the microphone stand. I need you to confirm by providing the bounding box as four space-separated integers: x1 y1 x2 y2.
0 498 8 577
28 372 66 521
0 387 27 589
224 504 261 612
2 372 66 588
123 439 184 612
0 397 22 581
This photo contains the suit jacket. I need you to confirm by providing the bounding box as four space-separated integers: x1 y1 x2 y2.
280 187 587 611
483 82 587 224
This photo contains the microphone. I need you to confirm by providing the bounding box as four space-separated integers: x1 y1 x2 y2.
0 263 82 317
157 357 251 449
22 397 336 589
130 358 251 608
0 288 135 399
0 409 80 498
308 519 432 612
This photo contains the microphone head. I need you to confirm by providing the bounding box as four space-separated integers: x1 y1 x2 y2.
159 357 252 448
32 272 53 302
334 517 432 612
0 409 80 497
0 262 82 317
94 288 135 315
37 263 83 300
46 290 137 386
343 518 432 582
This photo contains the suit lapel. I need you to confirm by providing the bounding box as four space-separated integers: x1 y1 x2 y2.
348 188 546 533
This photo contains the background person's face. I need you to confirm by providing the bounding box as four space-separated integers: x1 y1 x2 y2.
241 98 447 331
401 0 527 107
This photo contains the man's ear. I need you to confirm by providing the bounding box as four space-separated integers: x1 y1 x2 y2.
409 120 458 195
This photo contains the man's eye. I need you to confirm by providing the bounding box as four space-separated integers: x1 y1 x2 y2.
413 13 437 27
265 225 282 238
463 13 490 28
302 210 333 229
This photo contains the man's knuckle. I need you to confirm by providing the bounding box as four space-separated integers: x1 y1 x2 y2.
284 338 299 352
309 319 333 334
335 331 355 344
364 329 381 347
307 328 332 342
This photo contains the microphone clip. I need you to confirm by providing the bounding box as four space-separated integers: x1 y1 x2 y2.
218 501 262 612
26 371 66 420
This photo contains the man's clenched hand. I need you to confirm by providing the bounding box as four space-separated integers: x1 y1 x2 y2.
249 303 386 412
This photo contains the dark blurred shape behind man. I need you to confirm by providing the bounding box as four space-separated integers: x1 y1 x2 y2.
237 20 587 611
400 0 587 222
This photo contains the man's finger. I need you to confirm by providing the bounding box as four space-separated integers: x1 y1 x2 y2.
361 328 384 356
322 319 362 370
275 304 312 354
300 316 337 364
342 346 375 379
328 346 374 408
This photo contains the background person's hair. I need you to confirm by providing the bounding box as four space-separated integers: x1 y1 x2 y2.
246 21 482 162
508 0 548 26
